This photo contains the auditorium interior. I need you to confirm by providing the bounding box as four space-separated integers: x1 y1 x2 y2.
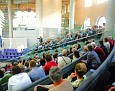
0 0 115 91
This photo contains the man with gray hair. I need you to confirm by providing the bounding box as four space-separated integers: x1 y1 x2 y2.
48 66 73 91
58 49 71 68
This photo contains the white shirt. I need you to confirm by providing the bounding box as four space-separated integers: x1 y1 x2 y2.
58 56 71 69
8 73 32 91
104 42 110 53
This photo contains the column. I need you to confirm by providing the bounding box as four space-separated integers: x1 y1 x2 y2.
69 0 75 34
8 0 13 38
105 0 115 37
36 0 43 37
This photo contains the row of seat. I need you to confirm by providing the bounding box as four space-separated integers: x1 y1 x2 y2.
30 33 102 55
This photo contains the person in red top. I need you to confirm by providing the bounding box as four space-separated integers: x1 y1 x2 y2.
44 54 57 75
108 36 114 52
91 43 107 62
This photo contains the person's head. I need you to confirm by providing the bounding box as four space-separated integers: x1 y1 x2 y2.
22 59 26 65
1 68 5 74
49 66 62 83
62 49 68 56
29 60 36 69
40 58 46 66
0 70 4 78
104 37 108 42
20 65 25 72
24 61 29 68
76 44 81 49
53 52 58 59
99 40 104 46
74 50 80 58
12 66 21 75
85 41 90 45
43 52 46 58
45 54 52 62
75 63 87 78
84 45 88 52
87 44 93 51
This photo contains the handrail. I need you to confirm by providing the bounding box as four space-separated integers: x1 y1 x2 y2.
75 41 115 91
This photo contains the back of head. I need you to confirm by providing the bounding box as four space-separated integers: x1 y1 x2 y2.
45 53 52 62
104 37 108 42
49 66 62 82
75 63 87 77
40 58 46 66
24 61 29 68
84 45 88 52
30 60 36 68
20 65 25 72
74 50 80 58
0 70 4 78
12 66 21 75
87 44 93 51
62 49 67 56
99 40 104 45
53 52 58 59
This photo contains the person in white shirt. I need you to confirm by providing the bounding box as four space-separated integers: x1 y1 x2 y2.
8 66 32 91
104 37 110 53
58 49 71 68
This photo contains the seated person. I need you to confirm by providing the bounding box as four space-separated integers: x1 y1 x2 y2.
8 66 32 91
44 54 57 75
0 68 12 86
34 66 73 91
67 63 87 88
28 60 46 82
72 50 80 62
58 49 71 69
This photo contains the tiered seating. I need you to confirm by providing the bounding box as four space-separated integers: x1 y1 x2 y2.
3 49 23 59
75 41 115 91
0 32 103 91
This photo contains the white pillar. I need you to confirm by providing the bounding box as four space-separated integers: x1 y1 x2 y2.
36 0 43 37
8 0 13 38
69 0 75 34
105 0 115 37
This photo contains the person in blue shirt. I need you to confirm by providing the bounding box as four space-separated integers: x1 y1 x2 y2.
28 60 46 82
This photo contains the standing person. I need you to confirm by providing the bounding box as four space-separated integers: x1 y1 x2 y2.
0 35 2 48
37 36 43 43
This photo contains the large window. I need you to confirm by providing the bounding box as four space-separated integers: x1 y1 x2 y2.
85 0 92 7
84 17 90 29
97 0 108 4
96 16 106 27
0 10 5 36
13 11 36 30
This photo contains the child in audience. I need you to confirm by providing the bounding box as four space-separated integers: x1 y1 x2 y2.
67 63 87 88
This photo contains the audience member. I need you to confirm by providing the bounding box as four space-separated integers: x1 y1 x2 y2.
35 66 73 91
8 66 32 91
104 37 110 53
67 63 87 88
91 42 107 62
58 49 71 68
99 40 109 56
29 60 46 82
82 44 101 70
44 54 57 75
72 50 80 62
